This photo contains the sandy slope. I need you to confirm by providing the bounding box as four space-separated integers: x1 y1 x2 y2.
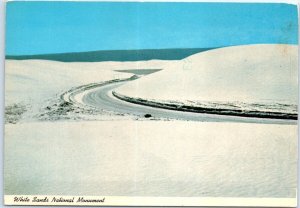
116 44 298 105
5 121 297 197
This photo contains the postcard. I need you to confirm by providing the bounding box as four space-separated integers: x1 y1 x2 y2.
4 1 298 206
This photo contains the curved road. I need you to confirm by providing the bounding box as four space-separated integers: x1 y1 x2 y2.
68 79 296 124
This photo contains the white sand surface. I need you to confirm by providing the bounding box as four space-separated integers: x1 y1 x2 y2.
116 44 298 105
5 121 296 197
4 46 297 200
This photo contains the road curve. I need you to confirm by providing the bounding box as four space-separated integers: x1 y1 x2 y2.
66 78 296 124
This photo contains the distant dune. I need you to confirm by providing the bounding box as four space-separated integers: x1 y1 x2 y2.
116 44 298 105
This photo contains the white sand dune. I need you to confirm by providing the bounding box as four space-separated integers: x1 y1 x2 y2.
116 44 298 104
5 59 174 105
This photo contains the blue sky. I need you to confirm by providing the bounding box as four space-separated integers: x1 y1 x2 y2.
6 2 298 55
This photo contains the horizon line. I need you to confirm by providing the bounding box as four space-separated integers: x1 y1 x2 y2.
5 43 298 57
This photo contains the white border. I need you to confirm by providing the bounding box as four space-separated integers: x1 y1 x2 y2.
1 0 299 207
4 195 298 207
0 0 5 205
